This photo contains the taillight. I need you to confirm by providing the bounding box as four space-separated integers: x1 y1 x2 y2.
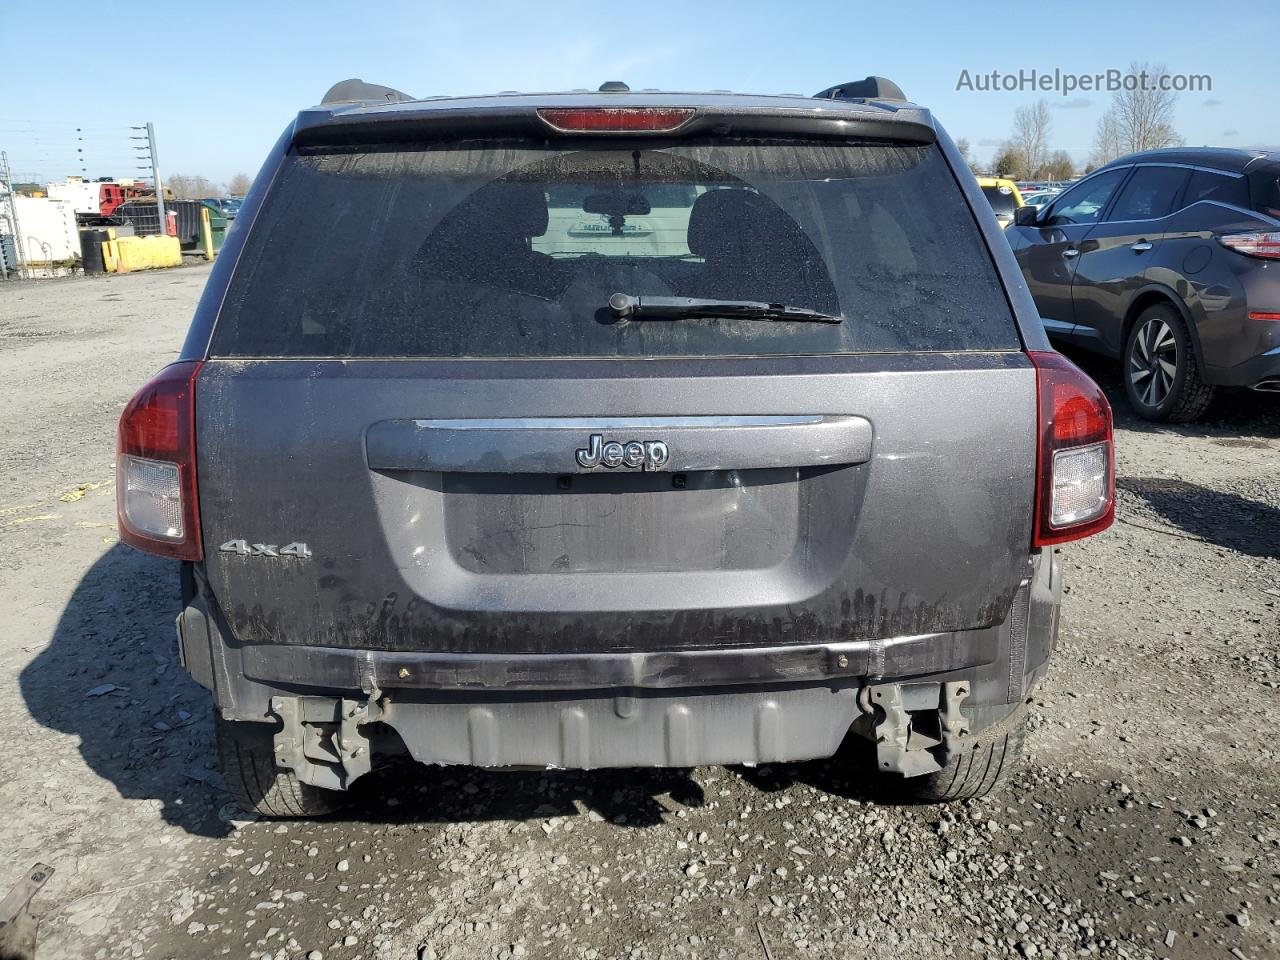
1248 311 1280 321
536 107 695 133
1029 351 1114 547
1218 232 1280 259
116 360 203 560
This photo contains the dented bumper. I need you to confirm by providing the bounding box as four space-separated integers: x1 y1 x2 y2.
178 551 1059 777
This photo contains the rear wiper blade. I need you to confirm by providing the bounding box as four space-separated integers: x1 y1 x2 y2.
607 293 843 324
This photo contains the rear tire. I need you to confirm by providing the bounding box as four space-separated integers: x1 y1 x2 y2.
215 715 346 818
1123 304 1215 422
897 713 1026 803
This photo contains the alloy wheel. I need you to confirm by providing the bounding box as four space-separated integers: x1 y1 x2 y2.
1128 316 1179 409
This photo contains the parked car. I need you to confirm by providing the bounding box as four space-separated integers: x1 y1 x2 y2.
116 76 1114 816
1023 189 1060 210
1008 147 1280 421
976 176 1024 228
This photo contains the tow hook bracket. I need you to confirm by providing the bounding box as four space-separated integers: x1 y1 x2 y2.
866 681 971 779
270 696 379 791
939 680 972 746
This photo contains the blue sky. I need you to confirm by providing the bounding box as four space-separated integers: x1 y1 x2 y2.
3 0 1275 187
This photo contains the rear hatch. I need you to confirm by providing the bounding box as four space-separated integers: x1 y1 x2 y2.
196 118 1037 655
981 182 1019 226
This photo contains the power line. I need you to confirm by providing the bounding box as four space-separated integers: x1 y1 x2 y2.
0 120 170 182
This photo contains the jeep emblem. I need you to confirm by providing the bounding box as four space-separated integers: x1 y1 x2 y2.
575 434 669 470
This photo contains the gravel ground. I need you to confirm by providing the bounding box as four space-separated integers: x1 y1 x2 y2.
0 265 1277 960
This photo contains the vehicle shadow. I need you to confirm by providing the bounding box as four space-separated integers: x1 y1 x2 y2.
727 736 922 806
18 543 230 837
334 759 708 828
1118 476 1280 559
332 736 902 827
20 544 714 835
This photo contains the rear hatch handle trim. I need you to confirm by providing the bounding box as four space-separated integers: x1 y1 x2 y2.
365 414 873 473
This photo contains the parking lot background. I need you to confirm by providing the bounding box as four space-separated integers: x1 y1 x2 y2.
0 264 1277 960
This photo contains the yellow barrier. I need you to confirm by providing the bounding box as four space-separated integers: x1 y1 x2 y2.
200 206 215 260
102 235 182 273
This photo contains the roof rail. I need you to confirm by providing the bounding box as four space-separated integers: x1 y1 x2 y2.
813 77 906 102
321 79 415 106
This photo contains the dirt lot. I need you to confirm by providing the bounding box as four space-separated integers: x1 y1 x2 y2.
1 264 1277 960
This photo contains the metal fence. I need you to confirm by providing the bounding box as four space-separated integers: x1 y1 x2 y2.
111 200 164 237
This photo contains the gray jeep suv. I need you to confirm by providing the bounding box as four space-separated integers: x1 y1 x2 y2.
116 77 1115 816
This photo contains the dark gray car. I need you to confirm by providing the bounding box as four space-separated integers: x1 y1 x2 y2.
1008 147 1280 422
115 78 1115 816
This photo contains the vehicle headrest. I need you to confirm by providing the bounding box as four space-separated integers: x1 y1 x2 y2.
687 188 775 260
488 181 549 239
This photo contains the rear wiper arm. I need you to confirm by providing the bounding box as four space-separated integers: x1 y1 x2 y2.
608 293 843 324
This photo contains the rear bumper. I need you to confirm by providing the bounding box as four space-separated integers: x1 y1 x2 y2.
383 684 859 769
1203 346 1280 390
180 552 1060 771
233 629 997 692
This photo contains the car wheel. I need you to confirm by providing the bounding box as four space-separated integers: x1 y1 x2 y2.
895 712 1026 803
1123 304 1215 422
215 714 347 818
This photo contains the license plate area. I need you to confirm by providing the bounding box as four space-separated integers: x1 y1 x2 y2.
441 468 799 575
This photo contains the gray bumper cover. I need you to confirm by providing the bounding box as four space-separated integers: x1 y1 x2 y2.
179 552 1059 771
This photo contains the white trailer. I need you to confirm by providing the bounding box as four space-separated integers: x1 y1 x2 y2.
46 177 104 216
0 194 82 277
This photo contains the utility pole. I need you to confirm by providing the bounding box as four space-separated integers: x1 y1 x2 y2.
131 122 166 235
1 150 26 279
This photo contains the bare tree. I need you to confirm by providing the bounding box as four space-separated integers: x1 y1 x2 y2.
226 172 252 197
1008 100 1052 179
166 174 221 200
954 138 982 176
1091 61 1184 165
1042 150 1076 182
1089 109 1126 168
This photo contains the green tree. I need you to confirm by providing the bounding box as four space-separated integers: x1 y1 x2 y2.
992 148 1020 179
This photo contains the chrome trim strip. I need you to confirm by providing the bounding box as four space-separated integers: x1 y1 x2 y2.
1130 161 1246 178
368 414 874 473
411 415 825 430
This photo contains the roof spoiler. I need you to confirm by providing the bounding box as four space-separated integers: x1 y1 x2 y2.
321 78 415 106
813 77 906 102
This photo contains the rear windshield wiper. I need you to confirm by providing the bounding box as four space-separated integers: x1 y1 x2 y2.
608 293 843 324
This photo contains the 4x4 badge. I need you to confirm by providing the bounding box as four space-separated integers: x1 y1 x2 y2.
575 434 669 470
220 540 312 559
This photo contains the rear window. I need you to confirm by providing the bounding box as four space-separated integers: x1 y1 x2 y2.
1183 169 1250 210
211 138 1019 358
981 184 1017 219
1248 165 1280 218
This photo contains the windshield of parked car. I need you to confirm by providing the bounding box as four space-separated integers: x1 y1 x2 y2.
211 138 1018 358
981 184 1017 219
